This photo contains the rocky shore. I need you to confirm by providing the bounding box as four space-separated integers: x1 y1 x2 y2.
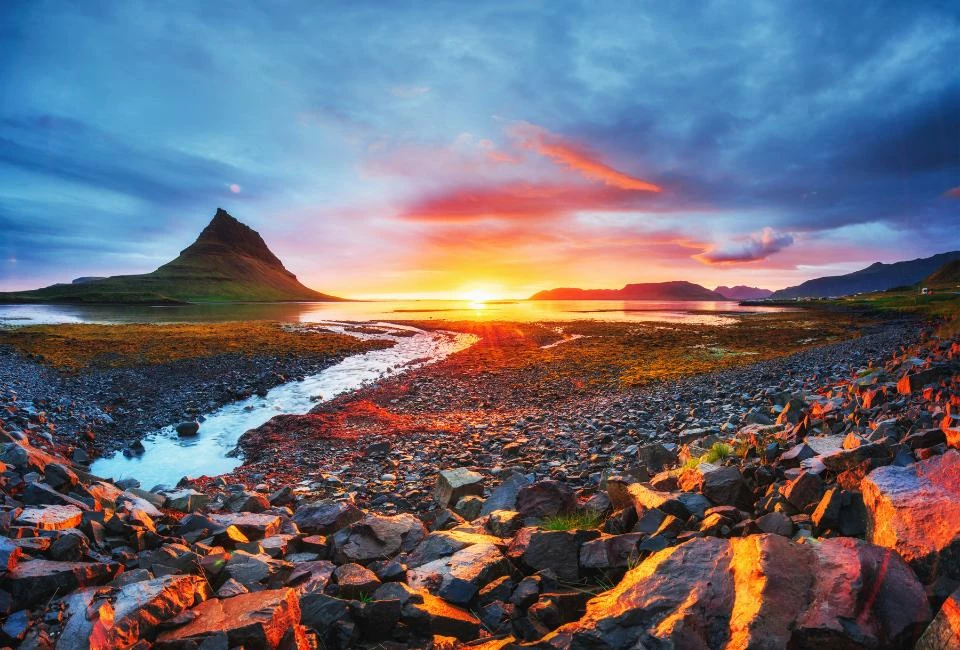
0 344 371 458
1 319 959 648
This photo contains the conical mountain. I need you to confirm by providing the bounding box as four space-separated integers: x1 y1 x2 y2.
923 259 960 288
0 209 342 303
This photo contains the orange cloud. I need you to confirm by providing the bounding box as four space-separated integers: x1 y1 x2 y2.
944 186 960 198
400 181 659 221
510 123 661 192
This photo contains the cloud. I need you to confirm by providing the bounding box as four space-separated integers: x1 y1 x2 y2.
945 186 960 198
695 227 795 265
399 181 662 222
509 123 662 192
229 183 241 193
391 85 431 97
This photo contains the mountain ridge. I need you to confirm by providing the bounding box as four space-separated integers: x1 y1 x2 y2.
769 250 960 299
530 281 726 301
713 285 774 300
0 209 342 304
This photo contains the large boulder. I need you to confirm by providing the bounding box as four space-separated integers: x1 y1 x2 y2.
544 535 930 649
507 528 600 582
861 450 960 581
58 575 210 649
407 542 510 605
155 588 306 649
292 499 363 534
331 513 427 564
7 559 122 608
516 480 577 520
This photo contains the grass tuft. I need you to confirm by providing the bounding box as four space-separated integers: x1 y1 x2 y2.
540 510 605 531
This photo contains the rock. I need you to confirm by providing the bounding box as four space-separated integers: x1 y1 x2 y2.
331 513 427 564
861 450 960 581
333 563 381 600
516 480 577 520
403 590 481 640
782 471 824 510
44 462 79 491
486 510 523 538
480 472 533 515
625 483 689 519
637 443 677 473
434 468 484 507
224 551 286 587
299 592 350 634
507 528 600 582
579 533 644 569
407 529 502 568
175 421 200 437
79 575 210 647
165 489 209 513
211 513 281 540
7 559 122 608
755 511 794 537
155 588 305 649
14 504 83 531
291 499 363 534
407 542 510 605
0 537 24 575
699 465 749 507
544 534 929 648
811 487 842 531
916 585 960 649
454 495 484 520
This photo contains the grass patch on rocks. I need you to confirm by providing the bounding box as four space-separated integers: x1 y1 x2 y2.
540 510 605 531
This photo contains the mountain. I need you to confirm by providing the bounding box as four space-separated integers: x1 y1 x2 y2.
923 259 960 288
770 251 960 299
714 285 774 300
0 209 343 304
530 281 726 301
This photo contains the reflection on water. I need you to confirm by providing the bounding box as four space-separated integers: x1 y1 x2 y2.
90 323 477 488
0 299 791 326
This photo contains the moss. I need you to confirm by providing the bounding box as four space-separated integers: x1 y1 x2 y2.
0 322 388 370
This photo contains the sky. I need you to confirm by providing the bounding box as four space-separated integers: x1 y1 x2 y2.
1 1 959 299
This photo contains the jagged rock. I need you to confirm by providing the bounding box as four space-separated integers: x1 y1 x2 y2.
406 529 502 568
544 535 930 648
402 590 481 640
291 499 363 534
210 512 280 540
480 472 532 515
516 480 576 520
407 542 510 605
333 563 381 600
698 465 749 507
155 588 306 649
756 511 794 536
8 559 122 608
625 483 689 519
434 468 484 507
579 533 644 569
507 528 600 582
224 551 286 587
916 585 960 649
44 462 79 491
486 509 523 537
454 495 484 520
782 471 824 510
60 575 210 648
861 450 960 581
331 513 427 564
0 537 23 575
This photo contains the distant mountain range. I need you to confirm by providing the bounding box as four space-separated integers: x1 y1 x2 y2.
769 251 960 299
713 285 774 300
530 281 726 301
0 209 342 304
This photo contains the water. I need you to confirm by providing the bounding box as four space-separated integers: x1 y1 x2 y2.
89 323 477 488
0 299 790 326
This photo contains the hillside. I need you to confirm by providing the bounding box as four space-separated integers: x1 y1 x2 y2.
530 281 726 301
770 251 960 299
0 209 343 303
923 259 960 288
714 285 774 300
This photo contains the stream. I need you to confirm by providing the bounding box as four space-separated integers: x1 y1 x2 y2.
89 323 477 488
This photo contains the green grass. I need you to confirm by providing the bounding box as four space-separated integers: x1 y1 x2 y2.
540 510 605 531
684 442 733 470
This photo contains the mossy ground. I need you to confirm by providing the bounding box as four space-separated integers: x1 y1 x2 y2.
0 322 388 370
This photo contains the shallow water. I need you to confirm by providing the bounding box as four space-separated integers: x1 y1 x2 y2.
89 323 477 488
0 299 790 326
